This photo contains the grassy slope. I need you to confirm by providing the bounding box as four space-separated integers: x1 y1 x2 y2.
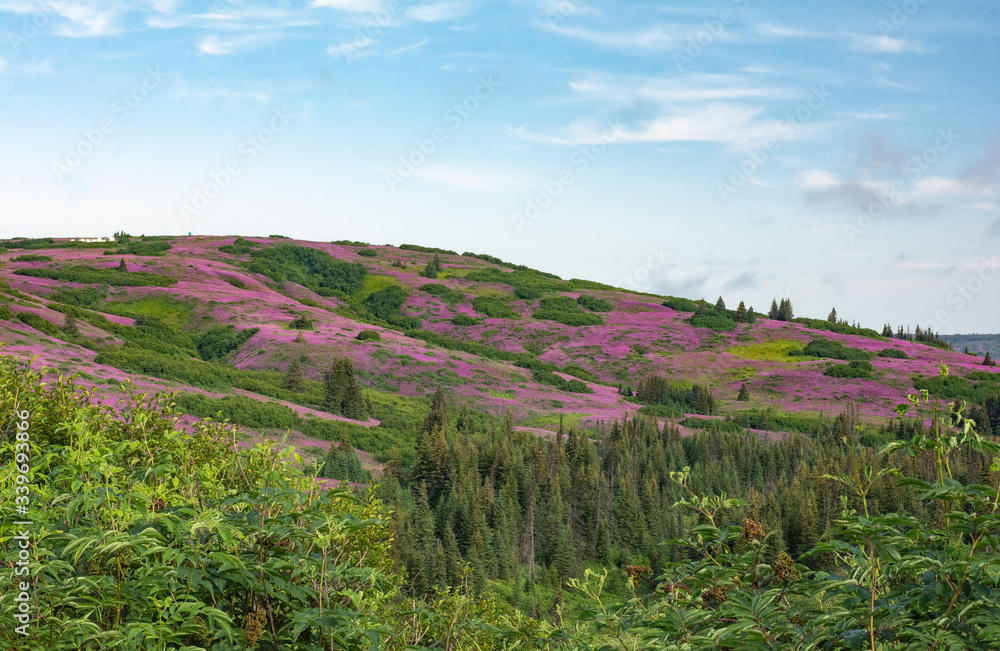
1 235 997 452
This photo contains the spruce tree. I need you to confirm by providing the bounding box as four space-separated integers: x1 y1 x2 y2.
715 296 726 311
282 359 306 392
737 382 750 401
827 308 837 323
984 351 995 367
747 306 756 323
778 298 793 321
62 310 79 336
768 299 779 320
734 301 748 323
420 254 443 279
117 258 128 272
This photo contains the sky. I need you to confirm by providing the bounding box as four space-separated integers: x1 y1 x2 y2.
0 0 998 333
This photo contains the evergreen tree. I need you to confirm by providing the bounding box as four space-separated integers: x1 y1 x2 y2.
768 299 779 319
747 306 756 324
827 308 837 323
420 254 443 279
715 296 726 311
883 324 893 337
778 298 793 321
737 382 750 401
281 359 306 392
734 301 748 323
117 258 128 272
322 357 367 419
62 310 79 336
984 351 996 367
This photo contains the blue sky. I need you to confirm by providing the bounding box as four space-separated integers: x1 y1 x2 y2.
1 0 998 332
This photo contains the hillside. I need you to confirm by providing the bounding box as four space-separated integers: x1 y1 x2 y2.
942 333 1000 359
1 235 995 443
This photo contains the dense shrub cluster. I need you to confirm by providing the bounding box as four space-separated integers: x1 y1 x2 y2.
575 294 613 312
13 265 178 287
452 315 477 326
243 245 367 297
356 329 381 341
472 296 519 319
196 325 260 362
218 237 260 255
532 296 604 326
824 359 875 378
399 243 457 255
796 337 872 361
11 254 52 262
878 347 909 359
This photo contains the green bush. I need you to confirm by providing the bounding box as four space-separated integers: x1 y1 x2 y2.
0 305 11 320
451 315 477 326
824 360 874 378
357 329 381 341
363 285 408 321
689 314 736 332
15 311 62 337
222 275 247 288
663 296 700 312
399 243 457 255
514 286 543 300
576 294 613 312
172 393 300 429
877 347 909 359
218 237 260 255
418 283 465 304
532 295 604 326
472 296 519 319
802 337 871 361
113 240 172 256
195 325 259 362
290 315 313 330
531 368 593 393
51 286 108 308
13 265 177 287
243 245 367 296
12 254 52 262
357 248 378 257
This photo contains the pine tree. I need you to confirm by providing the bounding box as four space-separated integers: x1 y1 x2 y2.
984 351 996 367
827 308 837 323
715 296 726 311
778 298 793 321
282 359 306 392
117 258 128 272
420 254 443 279
883 324 893 337
342 376 367 420
737 382 750 401
747 306 756 324
62 310 79 336
734 301 747 323
768 299 779 320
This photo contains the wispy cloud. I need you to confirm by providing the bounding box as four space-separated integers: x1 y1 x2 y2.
310 0 382 11
758 23 822 39
845 33 931 54
407 1 467 22
413 164 528 191
390 39 428 55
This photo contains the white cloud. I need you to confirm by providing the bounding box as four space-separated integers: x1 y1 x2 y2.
389 40 428 55
310 0 382 10
543 23 682 50
845 33 931 54
758 23 821 39
407 1 467 22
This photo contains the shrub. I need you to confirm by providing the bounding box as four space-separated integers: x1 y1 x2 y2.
196 325 259 362
172 393 300 429
663 296 700 312
418 283 450 295
363 285 408 321
243 245 367 296
399 244 457 255
514 286 543 300
472 297 519 319
824 360 874 379
877 347 909 359
0 305 11 320
12 254 52 262
222 275 247 288
576 294 613 312
801 337 871 361
634 375 716 414
531 368 593 393
113 240 172 256
452 315 477 326
357 329 381 341
532 295 604 326
218 237 260 255
51 286 108 308
357 248 378 257
15 311 62 337
689 314 736 332
290 315 313 330
13 265 177 287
